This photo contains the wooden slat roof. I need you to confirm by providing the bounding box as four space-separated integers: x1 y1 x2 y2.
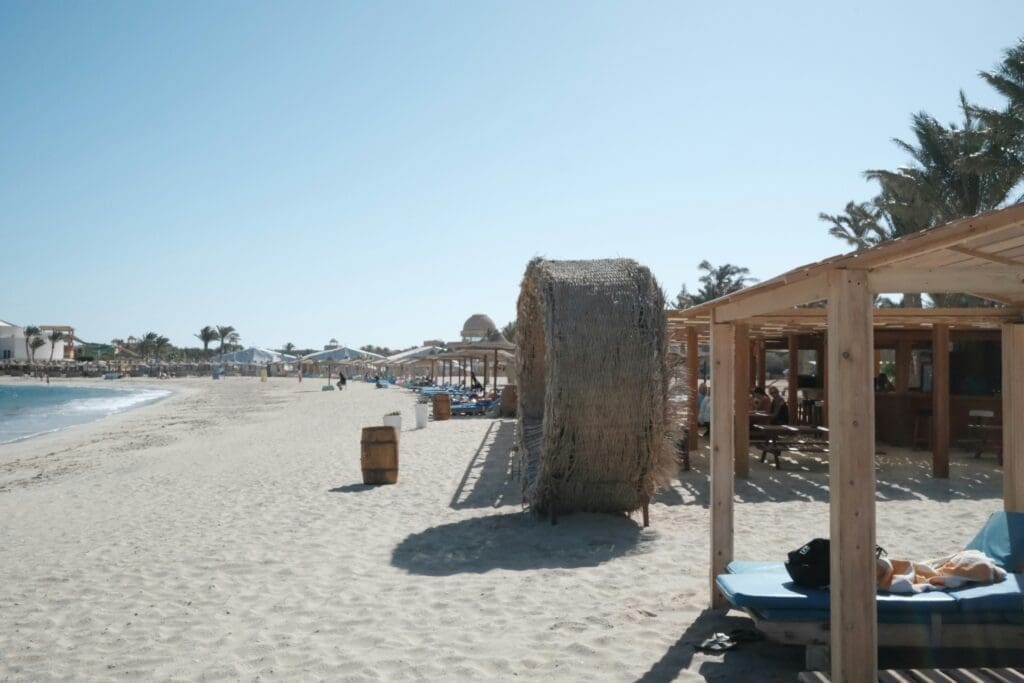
669 203 1024 339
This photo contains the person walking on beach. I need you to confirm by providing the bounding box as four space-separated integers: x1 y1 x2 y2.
337 373 347 390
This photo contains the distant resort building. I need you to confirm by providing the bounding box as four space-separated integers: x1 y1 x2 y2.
460 314 498 342
0 320 73 361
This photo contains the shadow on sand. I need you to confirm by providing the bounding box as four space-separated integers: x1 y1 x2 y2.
449 419 519 510
667 442 1003 508
328 484 376 493
636 608 803 682
391 511 650 576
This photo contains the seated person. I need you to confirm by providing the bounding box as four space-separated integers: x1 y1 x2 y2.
768 386 789 425
875 372 895 392
698 388 712 437
751 387 771 412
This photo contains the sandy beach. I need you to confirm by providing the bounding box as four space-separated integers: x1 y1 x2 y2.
0 377 1005 680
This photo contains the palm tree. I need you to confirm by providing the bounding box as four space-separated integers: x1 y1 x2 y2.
216 325 236 354
29 336 45 365
819 201 889 251
47 330 64 363
976 39 1024 200
280 342 296 355
674 260 756 309
154 336 171 360
866 93 1023 230
195 326 218 357
23 325 40 361
138 332 159 359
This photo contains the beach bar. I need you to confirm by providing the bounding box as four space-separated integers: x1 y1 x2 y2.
672 203 1024 681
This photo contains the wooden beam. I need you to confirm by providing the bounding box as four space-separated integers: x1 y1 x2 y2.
869 267 1024 294
686 327 699 456
1004 325 1024 512
709 321 735 608
948 244 1024 267
827 270 877 682
715 275 828 323
757 341 767 388
821 338 829 428
932 324 950 478
734 323 751 479
787 334 799 426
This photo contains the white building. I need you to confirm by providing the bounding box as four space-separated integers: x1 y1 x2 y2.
0 320 69 362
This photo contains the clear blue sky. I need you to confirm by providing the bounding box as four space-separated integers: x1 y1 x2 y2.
3 2 1023 350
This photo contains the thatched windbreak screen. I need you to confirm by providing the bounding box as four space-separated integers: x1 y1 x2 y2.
516 258 673 516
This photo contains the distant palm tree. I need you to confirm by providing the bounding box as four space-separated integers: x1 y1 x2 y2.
138 332 159 359
195 326 218 357
674 260 756 309
154 336 171 360
819 201 889 251
281 342 296 355
23 325 40 361
216 325 236 354
29 336 45 365
47 330 65 363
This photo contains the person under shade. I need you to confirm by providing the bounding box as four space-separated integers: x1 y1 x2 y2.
768 386 789 425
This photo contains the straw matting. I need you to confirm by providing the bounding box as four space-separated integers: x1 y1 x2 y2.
516 258 672 515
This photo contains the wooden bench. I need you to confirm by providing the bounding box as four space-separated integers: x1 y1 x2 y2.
798 667 1024 682
751 424 829 468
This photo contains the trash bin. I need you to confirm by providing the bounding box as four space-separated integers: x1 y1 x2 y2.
415 404 429 429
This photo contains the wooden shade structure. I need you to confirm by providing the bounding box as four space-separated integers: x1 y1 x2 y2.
671 204 1024 682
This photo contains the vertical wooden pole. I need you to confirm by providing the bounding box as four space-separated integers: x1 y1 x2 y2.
827 270 877 683
757 341 767 388
494 349 499 392
788 334 799 426
733 323 751 479
710 319 735 608
821 338 829 427
932 324 950 479
1003 325 1024 511
687 327 700 454
895 338 911 392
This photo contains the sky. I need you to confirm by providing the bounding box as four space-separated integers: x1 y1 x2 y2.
3 2 1024 351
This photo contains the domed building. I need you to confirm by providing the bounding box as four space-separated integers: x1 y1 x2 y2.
460 314 497 342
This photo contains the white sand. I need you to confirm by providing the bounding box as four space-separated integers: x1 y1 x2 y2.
0 377 1005 680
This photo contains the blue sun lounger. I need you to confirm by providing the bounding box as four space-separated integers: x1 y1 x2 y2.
451 397 501 416
716 512 1024 669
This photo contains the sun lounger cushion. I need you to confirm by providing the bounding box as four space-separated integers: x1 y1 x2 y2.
715 572 959 616
726 560 787 575
949 572 1024 612
964 512 1024 573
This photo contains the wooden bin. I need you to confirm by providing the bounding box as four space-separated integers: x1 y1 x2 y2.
500 384 518 417
361 426 398 485
432 393 452 421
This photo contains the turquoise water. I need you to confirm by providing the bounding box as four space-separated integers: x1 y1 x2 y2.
0 384 171 445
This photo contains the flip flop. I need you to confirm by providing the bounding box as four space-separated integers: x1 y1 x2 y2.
696 632 737 653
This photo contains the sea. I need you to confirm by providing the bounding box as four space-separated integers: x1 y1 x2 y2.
0 384 171 445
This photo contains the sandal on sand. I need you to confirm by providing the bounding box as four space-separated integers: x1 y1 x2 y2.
696 632 737 653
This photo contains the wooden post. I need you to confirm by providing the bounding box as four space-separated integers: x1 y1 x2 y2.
687 327 700 454
734 323 751 478
895 338 911 392
710 320 735 608
821 338 829 427
827 270 877 683
788 334 799 426
932 324 950 478
757 340 767 388
494 349 499 392
1003 325 1024 511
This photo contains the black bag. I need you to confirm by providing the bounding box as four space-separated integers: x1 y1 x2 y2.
786 538 831 588
785 539 888 588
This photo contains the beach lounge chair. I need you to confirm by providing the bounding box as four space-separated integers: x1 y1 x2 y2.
450 397 501 417
715 512 1024 670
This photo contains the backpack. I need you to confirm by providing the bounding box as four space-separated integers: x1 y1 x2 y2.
786 538 831 588
785 539 887 588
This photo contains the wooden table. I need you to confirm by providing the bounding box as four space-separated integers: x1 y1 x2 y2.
751 424 829 469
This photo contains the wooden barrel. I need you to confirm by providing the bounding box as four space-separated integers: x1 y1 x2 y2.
500 384 518 417
432 393 451 421
361 426 398 485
